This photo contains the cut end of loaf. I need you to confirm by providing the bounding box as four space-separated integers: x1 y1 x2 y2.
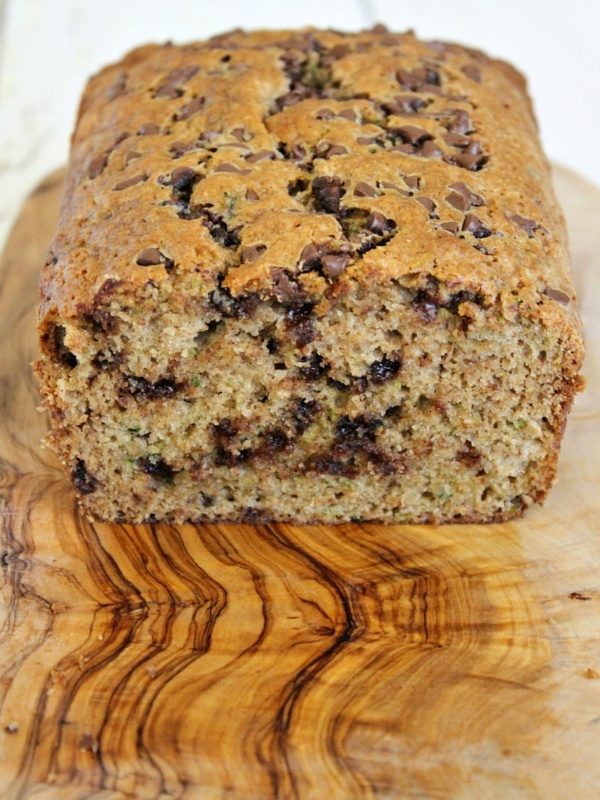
35 270 583 524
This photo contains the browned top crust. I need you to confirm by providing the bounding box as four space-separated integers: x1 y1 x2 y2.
39 26 583 349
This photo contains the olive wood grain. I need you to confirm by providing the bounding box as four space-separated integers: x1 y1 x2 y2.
0 168 599 800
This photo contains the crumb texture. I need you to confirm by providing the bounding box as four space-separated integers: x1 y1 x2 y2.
35 26 584 523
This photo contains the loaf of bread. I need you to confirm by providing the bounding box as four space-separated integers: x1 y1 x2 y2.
35 26 585 524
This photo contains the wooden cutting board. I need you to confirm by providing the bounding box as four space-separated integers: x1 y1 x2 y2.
0 167 599 800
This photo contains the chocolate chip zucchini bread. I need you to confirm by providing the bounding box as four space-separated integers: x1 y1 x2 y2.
35 26 584 524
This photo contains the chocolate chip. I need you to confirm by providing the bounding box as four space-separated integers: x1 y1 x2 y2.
113 173 148 191
383 405 402 422
419 140 443 158
161 166 196 191
241 244 267 263
205 215 242 248
292 398 321 434
312 175 345 214
443 152 488 171
338 108 358 121
155 65 200 98
254 429 291 459
288 178 309 197
315 107 335 119
231 127 246 141
379 181 410 197
320 144 348 159
404 175 421 190
276 85 317 110
367 211 392 235
136 247 174 270
327 377 348 392
544 287 570 306
383 96 428 115
213 162 252 175
139 457 175 483
449 181 485 207
446 290 482 313
354 182 378 198
199 491 214 508
447 110 472 135
461 64 482 82
321 253 351 278
214 445 250 468
285 303 316 345
155 85 182 101
244 149 276 162
462 213 492 238
266 335 280 355
417 197 436 215
445 192 469 212
412 290 438 322
397 66 441 92
421 66 441 86
336 414 382 442
88 154 108 179
508 213 538 238
212 419 238 441
170 140 194 158
357 136 381 146
246 187 260 201
209 288 258 318
395 125 432 145
315 141 333 158
125 150 142 164
289 144 307 162
53 325 77 368
381 101 404 116
464 140 483 155
439 221 459 234
271 268 308 304
137 123 161 136
456 441 482 467
299 243 322 269
72 460 98 494
309 453 359 478
370 357 400 384
175 95 205 121
444 132 471 149
136 247 163 266
298 352 327 381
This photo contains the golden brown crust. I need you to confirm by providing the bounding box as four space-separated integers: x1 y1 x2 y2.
40 28 581 340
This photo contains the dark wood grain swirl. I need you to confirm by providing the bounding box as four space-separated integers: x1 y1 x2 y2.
1 170 600 799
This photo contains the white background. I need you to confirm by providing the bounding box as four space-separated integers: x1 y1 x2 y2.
1 0 598 252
